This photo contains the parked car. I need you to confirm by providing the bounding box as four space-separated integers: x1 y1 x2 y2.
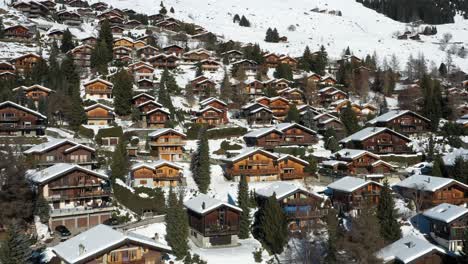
54 225 71 240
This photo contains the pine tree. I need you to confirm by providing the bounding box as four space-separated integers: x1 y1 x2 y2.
160 6 168 15
0 222 33 264
160 68 181 95
158 82 176 119
34 194 50 224
285 104 300 123
271 28 280 42
91 39 110 75
67 93 86 131
452 156 468 184
0 17 4 39
253 194 288 259
61 53 80 96
273 63 293 80
113 69 133 116
432 155 446 177
239 15 251 27
265 28 273 42
340 102 360 135
438 63 447 77
194 129 211 193
170 7 175 13
324 209 338 264
238 175 251 239
195 63 203 77
29 58 49 85
220 68 232 102
165 188 189 259
377 180 401 243
324 128 340 152
233 14 241 23
97 19 113 58
314 45 328 75
60 29 75 53
109 138 129 182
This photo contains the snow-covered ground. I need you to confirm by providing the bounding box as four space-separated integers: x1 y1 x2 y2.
98 0 468 71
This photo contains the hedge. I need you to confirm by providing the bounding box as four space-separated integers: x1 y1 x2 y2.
273 147 306 158
95 126 123 144
112 182 166 216
78 125 95 139
380 154 423 166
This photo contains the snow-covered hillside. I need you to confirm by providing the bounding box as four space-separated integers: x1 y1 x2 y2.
96 0 468 71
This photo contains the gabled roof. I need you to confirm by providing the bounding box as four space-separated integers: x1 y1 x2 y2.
0 101 46 119
199 97 227 107
84 103 114 112
275 122 316 135
339 127 411 143
146 107 171 115
197 106 223 114
52 224 170 263
24 138 95 154
327 176 382 193
136 100 162 108
225 148 277 163
83 78 113 88
132 93 155 101
256 182 323 200
333 148 380 161
377 235 445 264
148 128 186 138
184 194 242 215
12 84 52 93
367 110 430 125
10 53 41 62
244 127 282 138
394 175 468 192
422 203 468 223
28 163 107 184
131 159 183 171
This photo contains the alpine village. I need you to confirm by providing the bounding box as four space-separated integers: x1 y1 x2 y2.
0 0 468 263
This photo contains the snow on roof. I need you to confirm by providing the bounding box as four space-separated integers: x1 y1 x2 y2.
131 160 183 171
84 103 114 112
394 175 468 192
132 93 155 100
255 182 320 200
377 235 445 263
28 163 107 184
52 224 170 263
197 106 223 113
0 101 47 119
321 160 348 167
243 127 280 138
327 176 381 193
225 148 276 163
199 97 227 107
146 107 171 115
333 148 379 160
368 110 430 124
136 100 163 108
339 127 411 143
184 194 242 215
148 128 186 138
422 203 468 223
83 78 113 87
13 84 52 93
24 138 94 154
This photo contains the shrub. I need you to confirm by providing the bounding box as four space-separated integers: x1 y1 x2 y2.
95 126 123 144
112 182 165 216
78 125 94 138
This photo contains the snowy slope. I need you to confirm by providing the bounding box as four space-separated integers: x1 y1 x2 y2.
96 0 468 71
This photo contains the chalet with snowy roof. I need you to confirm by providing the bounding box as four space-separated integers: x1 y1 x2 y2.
162 44 184 56
133 40 146 49
367 110 431 135
278 87 306 105
10 53 42 74
155 20 180 31
256 96 290 120
136 45 159 61
68 44 93 68
320 76 337 86
39 0 56 9
337 55 362 65
241 102 275 126
223 148 310 182
183 48 211 62
455 114 468 128
189 76 217 98
192 97 228 126
184 194 241 248
263 53 280 68
220 50 243 62
84 103 115 126
84 78 113 100
318 86 347 104
394 175 468 209
67 0 88 8
124 19 143 29
12 84 53 102
81 36 97 46
57 10 82 26
113 46 132 60
263 78 293 91
244 123 317 149
136 100 163 115
131 160 184 188
148 54 179 69
148 128 186 161
28 164 113 231
52 224 171 263
145 108 171 128
231 59 258 72
278 55 298 69
327 176 383 211
132 93 155 106
0 101 46 136
236 79 264 98
46 28 65 41
90 1 108 11
423 203 468 252
113 37 134 48
312 113 345 137
13 1 49 18
377 235 447 264
3 25 32 39
0 62 15 74
199 59 221 72
339 127 412 154
323 149 395 175
255 182 329 230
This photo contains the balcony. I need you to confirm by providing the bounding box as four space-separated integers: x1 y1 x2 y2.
49 183 102 190
150 140 185 146
246 160 270 165
88 115 114 120
47 190 111 201
227 168 278 176
284 209 328 219
85 89 112 94
50 206 115 217
0 124 45 130
0 116 19 121
281 172 308 180
205 224 239 236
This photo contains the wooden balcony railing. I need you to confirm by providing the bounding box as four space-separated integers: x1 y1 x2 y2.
150 140 185 146
47 190 111 201
281 172 308 180
246 160 270 165
227 168 278 176
285 209 328 219
205 224 239 236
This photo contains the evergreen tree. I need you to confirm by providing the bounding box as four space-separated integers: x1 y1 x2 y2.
158 82 176 119
195 63 203 77
253 194 288 259
0 222 33 264
451 156 468 184
160 6 168 15
90 39 110 75
61 53 80 96
110 138 129 182
60 29 75 53
432 155 446 177
165 188 189 259
299 46 312 71
324 209 338 264
220 68 232 102
438 63 447 77
340 102 360 135
34 194 50 224
170 7 175 13
324 128 340 152
238 175 251 239
233 14 241 23
0 17 4 39
314 45 328 75
194 129 211 193
113 69 133 116
265 28 273 42
285 104 300 123
421 75 443 131
160 68 181 95
273 63 293 80
29 58 49 85
67 94 87 131
239 15 251 27
377 180 401 243
97 19 113 57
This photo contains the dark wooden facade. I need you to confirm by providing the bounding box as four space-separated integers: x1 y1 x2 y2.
187 205 240 239
0 101 46 136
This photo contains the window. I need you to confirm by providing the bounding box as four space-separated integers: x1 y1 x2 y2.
46 156 54 162
140 180 147 185
109 252 119 262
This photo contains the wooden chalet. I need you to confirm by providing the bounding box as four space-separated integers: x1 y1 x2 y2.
39 0 56 10
137 45 159 61
57 10 82 26
339 127 413 154
263 53 280 68
113 46 132 60
81 36 97 46
223 148 310 182
84 78 113 100
378 235 448 264
184 194 242 248
394 175 468 210
323 148 395 175
24 138 96 168
137 79 154 90
199 59 221 72
232 59 258 72
132 93 155 106
0 62 15 74
12 84 53 101
183 48 211 62
90 2 108 11
256 96 290 120
148 54 179 69
278 88 305 105
84 103 115 126
145 108 171 128
278 55 298 69
367 110 431 135
192 97 228 126
148 128 186 161
28 164 113 230
189 76 217 97
162 44 184 56
241 102 275 126
110 25 125 35
130 160 184 188
136 100 163 115
113 37 134 48
155 21 180 31
241 79 264 98
51 224 171 264
244 123 317 149
312 113 346 138
0 101 46 136
263 78 293 91
47 29 65 41
67 0 89 8
220 50 243 63
125 19 143 29
423 203 468 253
318 86 347 105
68 44 93 68
132 63 154 81
13 1 49 18
3 25 32 39
327 176 383 211
320 76 337 86
256 182 329 230
10 53 42 74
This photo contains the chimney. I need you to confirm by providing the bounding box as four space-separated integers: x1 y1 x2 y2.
79 244 85 255
404 242 415 248
154 232 159 241
201 202 206 210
